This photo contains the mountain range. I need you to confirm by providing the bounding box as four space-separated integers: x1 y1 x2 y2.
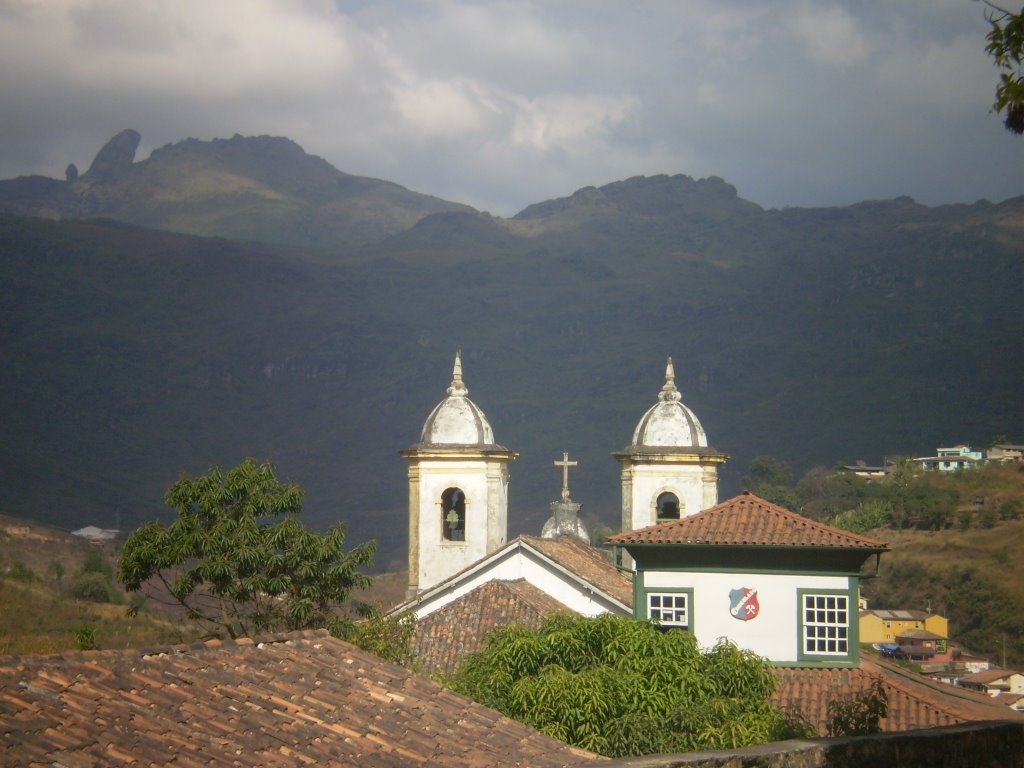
2 131 1022 567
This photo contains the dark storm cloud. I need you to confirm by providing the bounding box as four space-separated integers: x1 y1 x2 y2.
0 0 1020 215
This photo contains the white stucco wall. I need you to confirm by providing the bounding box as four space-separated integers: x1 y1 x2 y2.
408 544 629 620
643 570 852 663
623 463 715 531
414 458 508 592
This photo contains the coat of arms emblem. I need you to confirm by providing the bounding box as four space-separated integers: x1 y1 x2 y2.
729 587 760 621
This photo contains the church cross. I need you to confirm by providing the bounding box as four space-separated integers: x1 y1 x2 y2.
554 451 578 503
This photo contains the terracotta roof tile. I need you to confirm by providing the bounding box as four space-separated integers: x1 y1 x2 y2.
414 579 573 675
0 629 596 767
772 653 1023 735
960 668 1020 684
608 492 888 549
520 536 634 606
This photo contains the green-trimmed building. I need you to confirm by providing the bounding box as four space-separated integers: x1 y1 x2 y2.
608 491 888 667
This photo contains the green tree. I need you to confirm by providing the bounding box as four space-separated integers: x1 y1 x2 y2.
347 605 418 668
982 2 1024 134
82 550 114 579
7 560 38 583
827 677 888 736
70 571 118 603
48 559 66 590
450 613 809 758
117 459 376 640
831 499 892 535
797 466 864 521
743 456 800 510
75 623 98 651
887 456 918 529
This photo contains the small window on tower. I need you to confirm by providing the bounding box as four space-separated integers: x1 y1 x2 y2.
656 492 681 521
441 487 466 542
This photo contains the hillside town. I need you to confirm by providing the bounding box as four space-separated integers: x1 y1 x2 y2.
4 355 1022 766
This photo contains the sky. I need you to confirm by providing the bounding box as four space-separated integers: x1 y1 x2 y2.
1 0 1022 217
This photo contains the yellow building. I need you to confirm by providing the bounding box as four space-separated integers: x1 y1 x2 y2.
859 609 948 644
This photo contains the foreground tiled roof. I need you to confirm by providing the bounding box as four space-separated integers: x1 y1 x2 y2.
519 535 633 607
415 579 572 675
773 653 1023 735
608 492 888 549
0 630 596 767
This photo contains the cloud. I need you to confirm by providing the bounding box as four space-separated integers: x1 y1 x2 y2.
788 2 869 66
0 0 1020 215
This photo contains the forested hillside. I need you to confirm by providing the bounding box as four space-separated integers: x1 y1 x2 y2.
1 133 1022 570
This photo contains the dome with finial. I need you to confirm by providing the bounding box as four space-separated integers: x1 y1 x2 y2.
630 357 709 449
419 351 498 447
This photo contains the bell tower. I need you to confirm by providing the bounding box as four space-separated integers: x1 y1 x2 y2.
401 352 517 597
613 358 727 534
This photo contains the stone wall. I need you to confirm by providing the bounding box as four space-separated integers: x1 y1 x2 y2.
602 720 1024 768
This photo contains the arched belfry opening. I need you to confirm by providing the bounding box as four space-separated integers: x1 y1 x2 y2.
402 352 517 597
441 487 466 541
656 491 681 521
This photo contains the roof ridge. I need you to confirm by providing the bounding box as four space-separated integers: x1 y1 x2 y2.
608 491 889 549
862 651 1020 713
0 628 334 667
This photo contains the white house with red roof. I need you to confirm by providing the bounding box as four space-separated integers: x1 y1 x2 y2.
608 492 888 667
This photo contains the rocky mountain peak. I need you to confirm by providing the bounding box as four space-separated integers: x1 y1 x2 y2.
84 129 140 180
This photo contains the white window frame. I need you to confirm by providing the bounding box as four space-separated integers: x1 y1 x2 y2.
647 591 690 629
800 591 850 657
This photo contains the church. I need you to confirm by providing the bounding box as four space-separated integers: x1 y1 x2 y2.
394 352 884 670
393 353 1022 735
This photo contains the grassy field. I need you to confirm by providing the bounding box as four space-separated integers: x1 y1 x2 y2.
0 513 198 655
0 578 194 656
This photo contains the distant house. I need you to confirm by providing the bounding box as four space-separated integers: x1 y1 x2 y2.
916 445 983 472
994 692 1024 711
859 608 949 644
71 525 119 543
959 668 1024 697
839 461 890 481
987 444 1024 462
895 628 945 660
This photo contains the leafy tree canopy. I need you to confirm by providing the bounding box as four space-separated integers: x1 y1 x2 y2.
982 2 1024 133
827 677 888 736
117 459 376 639
449 612 809 757
742 455 800 510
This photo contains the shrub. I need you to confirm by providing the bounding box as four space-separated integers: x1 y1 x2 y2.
69 572 117 603
7 560 38 583
75 623 98 651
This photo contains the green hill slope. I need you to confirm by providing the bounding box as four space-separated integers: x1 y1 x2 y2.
1 133 1023 571
865 514 1024 668
0 130 473 248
